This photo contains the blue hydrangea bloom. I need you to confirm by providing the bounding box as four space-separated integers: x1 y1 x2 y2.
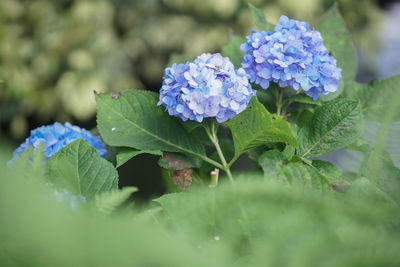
54 188 86 211
12 122 107 160
158 53 255 123
241 15 342 100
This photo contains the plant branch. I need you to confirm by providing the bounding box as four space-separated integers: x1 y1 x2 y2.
205 120 234 184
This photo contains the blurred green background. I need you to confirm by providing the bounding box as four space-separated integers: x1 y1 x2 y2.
1 0 399 199
0 0 391 140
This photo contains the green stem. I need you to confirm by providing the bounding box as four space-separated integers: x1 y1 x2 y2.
276 87 285 116
205 120 234 184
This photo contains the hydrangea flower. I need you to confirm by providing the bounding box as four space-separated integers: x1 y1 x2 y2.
158 53 255 123
54 188 87 211
12 122 107 160
241 15 342 100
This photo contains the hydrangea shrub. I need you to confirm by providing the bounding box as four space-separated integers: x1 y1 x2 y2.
5 4 400 266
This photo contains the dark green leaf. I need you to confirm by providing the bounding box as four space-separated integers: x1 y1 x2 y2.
116 147 162 168
283 95 322 106
46 139 118 199
227 98 297 157
248 4 275 32
221 35 246 69
317 3 357 85
297 98 364 158
96 90 206 158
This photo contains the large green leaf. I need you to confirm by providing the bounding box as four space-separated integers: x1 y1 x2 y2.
356 75 400 122
248 4 275 32
46 139 118 199
221 35 246 69
297 98 364 158
96 90 206 158
317 3 357 84
227 98 297 157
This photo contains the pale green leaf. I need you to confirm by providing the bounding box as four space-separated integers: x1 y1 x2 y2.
357 75 400 122
248 4 275 32
317 3 357 84
258 150 283 179
95 187 138 215
359 147 400 204
221 35 246 69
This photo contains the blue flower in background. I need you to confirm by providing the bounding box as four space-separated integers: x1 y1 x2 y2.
54 188 87 211
158 53 255 123
12 122 107 160
241 15 342 100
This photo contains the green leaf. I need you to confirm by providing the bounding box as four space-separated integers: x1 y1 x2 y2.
221 35 246 69
297 98 364 158
283 95 322 106
316 3 357 84
227 98 297 157
46 139 118 199
276 162 313 186
248 4 275 32
258 149 283 179
116 147 162 168
312 160 342 185
356 75 400 122
359 148 400 204
96 90 206 158
94 187 138 215
346 138 370 152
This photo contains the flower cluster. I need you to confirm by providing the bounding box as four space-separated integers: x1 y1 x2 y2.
241 15 342 100
158 53 255 123
12 122 107 160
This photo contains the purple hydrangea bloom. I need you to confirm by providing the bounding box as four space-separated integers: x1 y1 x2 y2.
12 122 107 160
241 15 342 100
158 53 255 123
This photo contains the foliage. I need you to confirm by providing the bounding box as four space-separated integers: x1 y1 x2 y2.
0 0 383 139
2 3 400 266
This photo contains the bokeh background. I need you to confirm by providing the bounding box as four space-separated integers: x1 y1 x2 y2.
1 0 399 199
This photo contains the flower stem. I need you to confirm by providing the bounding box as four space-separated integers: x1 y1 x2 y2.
205 120 234 184
276 87 285 116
